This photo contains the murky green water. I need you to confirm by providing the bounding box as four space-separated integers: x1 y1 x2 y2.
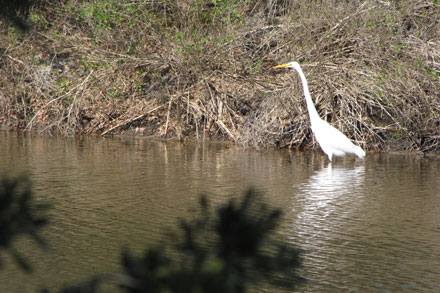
1 131 439 292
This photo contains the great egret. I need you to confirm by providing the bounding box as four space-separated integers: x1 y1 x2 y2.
273 61 365 161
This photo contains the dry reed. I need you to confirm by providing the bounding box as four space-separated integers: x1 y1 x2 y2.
0 0 439 152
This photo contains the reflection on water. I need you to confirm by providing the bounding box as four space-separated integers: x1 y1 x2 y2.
296 164 365 218
291 160 440 292
0 131 440 292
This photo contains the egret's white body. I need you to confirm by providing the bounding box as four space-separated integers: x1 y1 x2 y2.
273 61 365 161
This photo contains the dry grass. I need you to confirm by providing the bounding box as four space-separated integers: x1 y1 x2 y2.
0 0 439 152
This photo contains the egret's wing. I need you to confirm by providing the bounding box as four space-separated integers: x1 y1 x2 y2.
313 120 358 154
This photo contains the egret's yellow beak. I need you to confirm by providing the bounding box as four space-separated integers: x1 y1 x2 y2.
272 63 290 69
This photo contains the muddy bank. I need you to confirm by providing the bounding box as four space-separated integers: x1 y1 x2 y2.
1 1 439 152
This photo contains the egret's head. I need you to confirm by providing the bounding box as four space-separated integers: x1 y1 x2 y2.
272 61 301 71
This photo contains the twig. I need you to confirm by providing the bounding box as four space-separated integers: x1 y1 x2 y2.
317 2 368 45
164 96 174 137
6 55 26 66
202 81 236 140
101 104 165 136
25 70 94 131
67 70 95 127
215 119 235 140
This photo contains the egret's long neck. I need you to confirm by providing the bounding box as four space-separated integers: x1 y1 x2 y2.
294 67 320 123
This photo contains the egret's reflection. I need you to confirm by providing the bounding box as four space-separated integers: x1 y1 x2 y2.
292 164 366 243
301 164 364 202
290 164 366 287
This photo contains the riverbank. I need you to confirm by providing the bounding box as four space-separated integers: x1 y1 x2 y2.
1 0 439 152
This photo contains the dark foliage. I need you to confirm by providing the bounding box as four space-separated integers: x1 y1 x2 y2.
0 174 48 272
118 189 303 292
0 0 33 30
0 174 302 292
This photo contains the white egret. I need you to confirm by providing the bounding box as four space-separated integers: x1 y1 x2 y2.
273 61 365 161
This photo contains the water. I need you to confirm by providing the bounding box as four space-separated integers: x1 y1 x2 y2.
291 158 440 291
0 131 439 292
